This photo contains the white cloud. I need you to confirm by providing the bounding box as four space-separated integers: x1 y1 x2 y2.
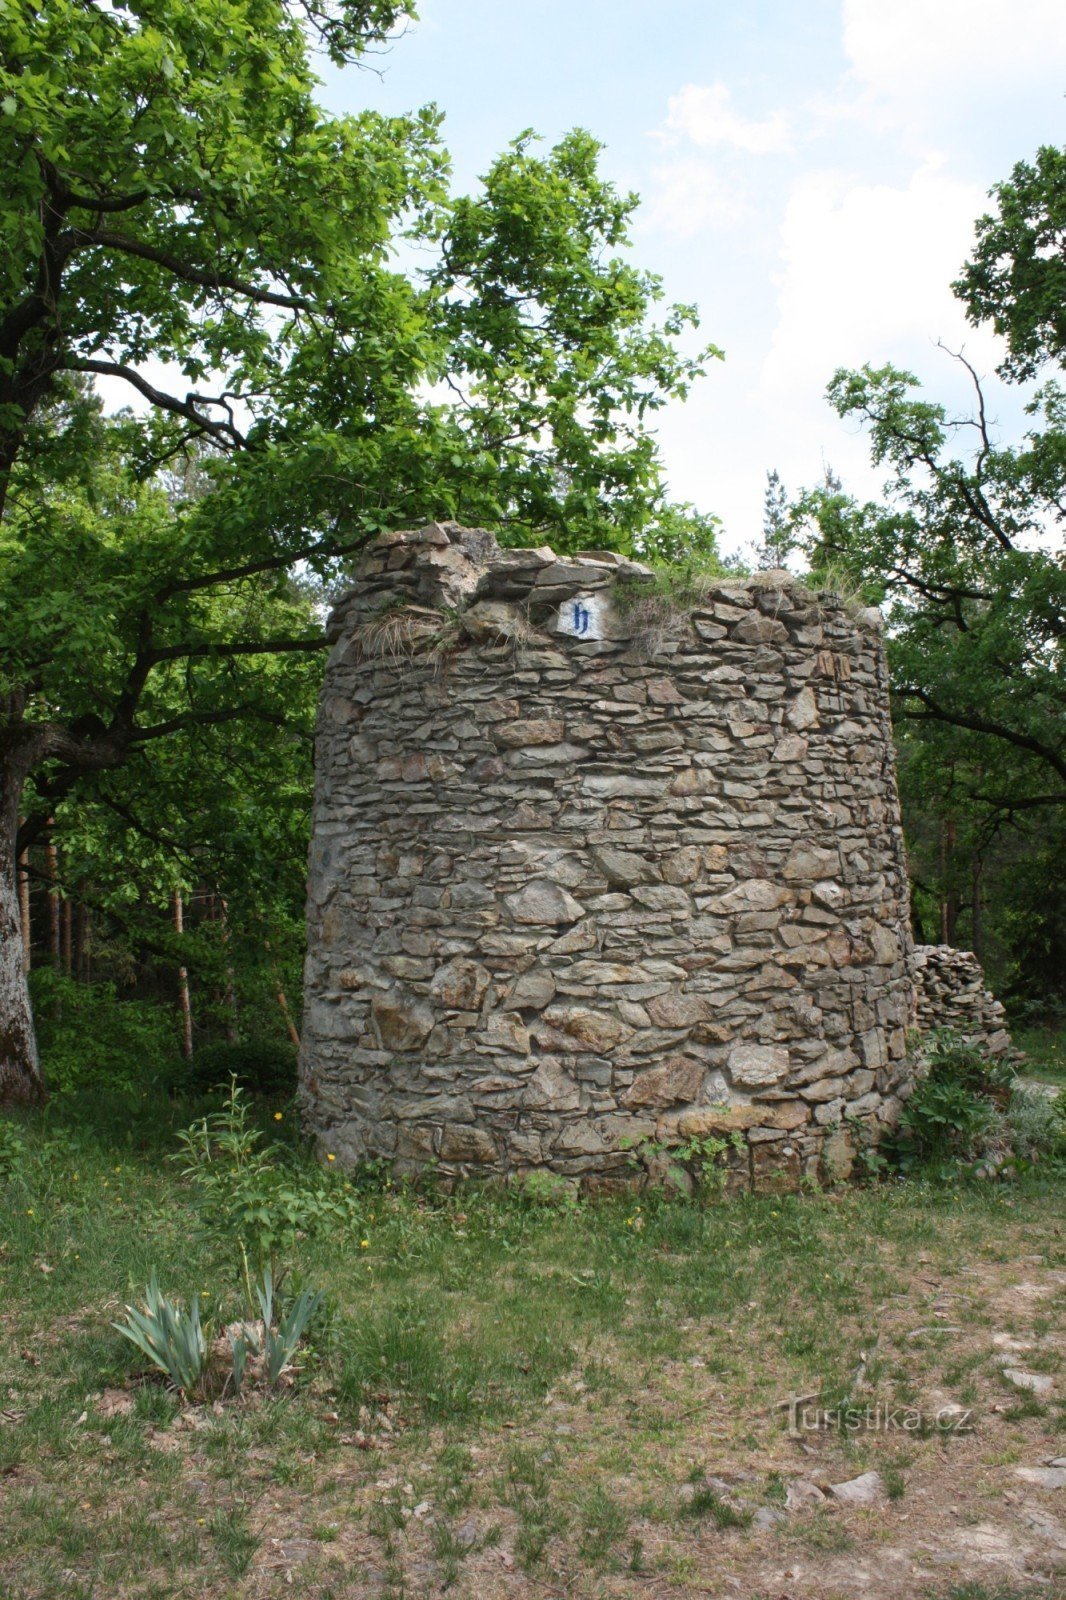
640 158 751 240
659 82 793 156
760 158 998 400
841 0 1066 108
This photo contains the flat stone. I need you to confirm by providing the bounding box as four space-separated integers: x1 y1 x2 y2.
540 1006 630 1053
645 992 710 1028
501 967 556 1011
1003 1368 1054 1395
494 718 566 747
786 687 819 730
430 958 490 1010
827 1471 885 1505
371 993 435 1051
669 1100 800 1139
504 880 585 925
728 1042 790 1088
582 774 664 798
785 1479 826 1510
590 846 656 887
622 1057 705 1110
439 1124 498 1163
732 611 789 644
715 880 792 913
1014 1467 1066 1489
523 1060 582 1111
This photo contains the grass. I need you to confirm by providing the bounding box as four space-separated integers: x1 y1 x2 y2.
1 1080 1064 1599
1013 1019 1066 1088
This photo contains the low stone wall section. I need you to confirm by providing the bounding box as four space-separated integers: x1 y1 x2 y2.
912 945 1015 1060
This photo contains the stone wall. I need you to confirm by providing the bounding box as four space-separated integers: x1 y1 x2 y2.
911 945 1015 1060
299 522 916 1191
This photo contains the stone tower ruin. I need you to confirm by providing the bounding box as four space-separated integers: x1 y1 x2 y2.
298 523 916 1191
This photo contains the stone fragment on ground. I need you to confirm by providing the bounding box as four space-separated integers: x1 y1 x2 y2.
785 1478 826 1510
1016 1467 1066 1489
826 1470 886 1505
1002 1367 1054 1395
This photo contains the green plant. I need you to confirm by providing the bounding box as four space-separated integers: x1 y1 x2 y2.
679 1483 753 1529
254 1266 324 1385
173 1080 359 1301
113 1272 206 1395
0 1118 28 1180
886 1031 1015 1176
631 1124 746 1197
1007 1085 1065 1164
512 1169 579 1210
188 1039 297 1098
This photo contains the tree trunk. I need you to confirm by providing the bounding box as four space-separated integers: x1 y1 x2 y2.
0 765 46 1105
17 827 30 974
172 889 193 1061
215 895 240 1044
939 816 958 945
971 853 984 964
45 825 60 968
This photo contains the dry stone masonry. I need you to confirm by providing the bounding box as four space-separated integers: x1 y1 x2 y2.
299 523 917 1191
911 945 1015 1061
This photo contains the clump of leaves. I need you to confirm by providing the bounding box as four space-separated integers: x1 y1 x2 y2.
117 1266 323 1401
511 1169 579 1210
886 1031 1016 1177
0 1118 28 1181
174 1080 359 1303
228 1266 324 1392
626 1124 746 1198
114 1272 206 1396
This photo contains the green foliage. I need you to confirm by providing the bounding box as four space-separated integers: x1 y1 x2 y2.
793 149 1065 996
31 971 185 1099
113 1271 206 1395
884 1032 1033 1178
674 1130 746 1194
512 1169 579 1211
0 1114 28 1178
954 144 1066 381
679 1483 753 1529
1006 1085 1066 1164
629 1125 746 1197
254 1266 325 1385
188 1038 297 1097
173 1081 359 1288
891 1074 997 1176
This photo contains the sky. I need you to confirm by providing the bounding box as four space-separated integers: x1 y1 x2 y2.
318 0 1066 556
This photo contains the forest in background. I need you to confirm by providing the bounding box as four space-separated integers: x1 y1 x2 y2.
1 2 1062 1104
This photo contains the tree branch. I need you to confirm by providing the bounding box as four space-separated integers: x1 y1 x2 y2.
146 636 327 666
66 228 314 313
896 686 1066 782
64 360 246 448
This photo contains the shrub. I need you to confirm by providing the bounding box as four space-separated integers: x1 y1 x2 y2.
0 1118 28 1181
188 1038 297 1097
882 1030 1065 1179
30 972 184 1099
1007 1085 1066 1164
174 1081 359 1301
